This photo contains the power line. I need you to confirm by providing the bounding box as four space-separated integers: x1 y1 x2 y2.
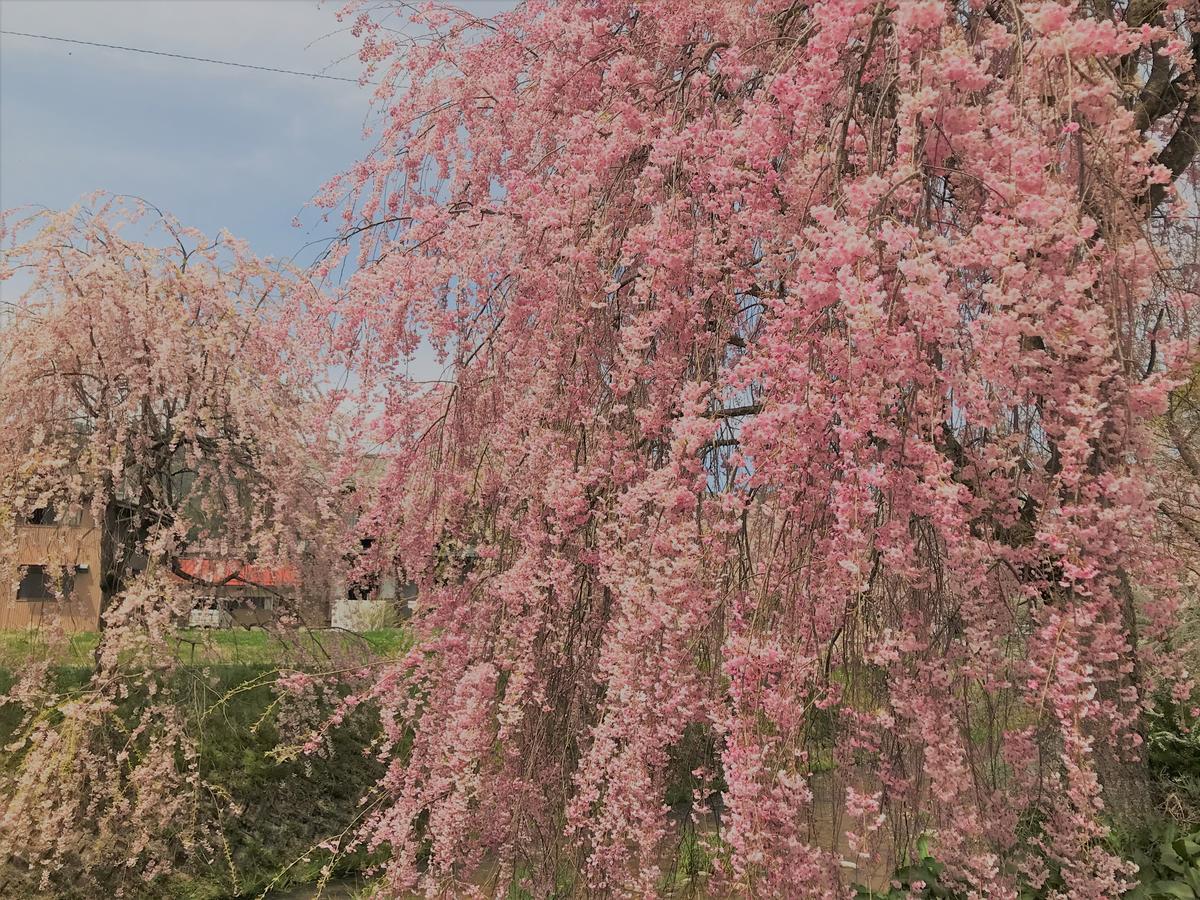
0 29 374 84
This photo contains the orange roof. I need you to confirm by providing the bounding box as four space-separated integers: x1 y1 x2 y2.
174 558 299 588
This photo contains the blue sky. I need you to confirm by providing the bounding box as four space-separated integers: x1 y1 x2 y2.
0 0 512 265
1 0 514 380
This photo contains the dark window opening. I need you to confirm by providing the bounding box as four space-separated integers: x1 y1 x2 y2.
28 506 56 525
348 575 379 603
17 566 73 601
25 506 82 526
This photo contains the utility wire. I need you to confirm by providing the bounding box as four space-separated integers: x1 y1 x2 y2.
0 29 373 84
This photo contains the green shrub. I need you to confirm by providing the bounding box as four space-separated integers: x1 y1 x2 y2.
1123 823 1200 900
0 630 399 899
853 834 961 899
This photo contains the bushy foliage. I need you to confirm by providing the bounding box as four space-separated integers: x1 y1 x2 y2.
0 623 395 898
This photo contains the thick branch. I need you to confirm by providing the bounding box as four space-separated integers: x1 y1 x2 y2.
703 403 763 419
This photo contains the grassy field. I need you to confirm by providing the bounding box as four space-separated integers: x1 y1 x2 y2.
0 626 412 669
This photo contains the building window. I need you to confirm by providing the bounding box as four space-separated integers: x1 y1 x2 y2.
348 575 378 603
25 506 82 526
17 565 73 601
28 506 56 525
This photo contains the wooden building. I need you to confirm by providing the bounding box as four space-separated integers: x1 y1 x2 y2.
4 506 107 632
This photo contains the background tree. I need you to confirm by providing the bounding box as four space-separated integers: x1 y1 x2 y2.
0 194 341 620
0 195 344 895
323 0 1200 895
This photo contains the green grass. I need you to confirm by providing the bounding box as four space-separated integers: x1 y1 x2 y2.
0 629 100 667
0 627 411 669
